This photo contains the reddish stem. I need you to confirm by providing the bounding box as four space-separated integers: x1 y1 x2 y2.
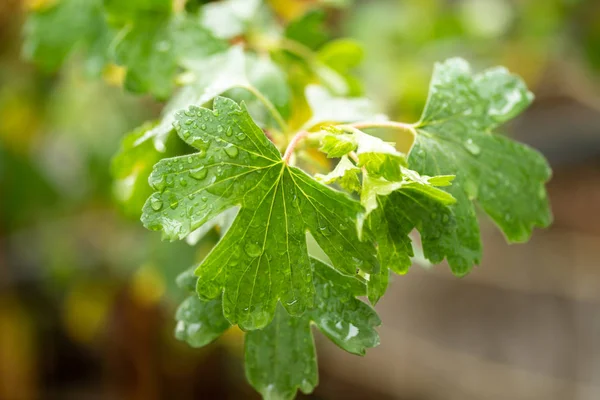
282 131 309 163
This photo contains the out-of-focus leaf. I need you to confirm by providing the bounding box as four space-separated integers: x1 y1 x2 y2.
200 0 262 39
303 85 380 129
285 9 329 50
111 14 226 99
23 0 113 73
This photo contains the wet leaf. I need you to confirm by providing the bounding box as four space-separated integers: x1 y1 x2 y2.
410 58 552 275
142 97 378 330
245 258 380 400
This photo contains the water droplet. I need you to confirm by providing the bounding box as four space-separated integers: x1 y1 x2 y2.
217 125 224 133
464 139 481 156
189 167 208 180
236 132 246 140
184 119 193 125
244 242 262 257
225 146 239 158
226 127 233 137
179 177 188 187
181 130 191 139
187 156 193 164
152 176 167 193
169 196 179 210
150 197 163 211
201 124 207 130
201 196 208 202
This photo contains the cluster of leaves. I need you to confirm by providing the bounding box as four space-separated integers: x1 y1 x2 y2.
24 0 552 399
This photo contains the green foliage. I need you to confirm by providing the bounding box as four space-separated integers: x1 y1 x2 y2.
141 97 377 330
245 258 380 399
23 1 554 399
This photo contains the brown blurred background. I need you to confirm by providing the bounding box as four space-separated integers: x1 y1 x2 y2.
1 0 600 399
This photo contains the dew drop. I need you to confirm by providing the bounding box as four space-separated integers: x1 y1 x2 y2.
181 130 191 139
464 139 481 156
201 124 207 130
189 167 208 180
226 127 233 137
151 176 167 193
217 125 224 133
225 146 239 158
184 119 193 125
244 242 263 257
179 177 188 187
236 132 246 140
150 197 163 211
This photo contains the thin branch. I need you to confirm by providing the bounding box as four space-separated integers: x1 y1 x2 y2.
346 120 417 137
283 131 310 163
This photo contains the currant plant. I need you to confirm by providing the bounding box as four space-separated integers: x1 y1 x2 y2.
24 0 552 398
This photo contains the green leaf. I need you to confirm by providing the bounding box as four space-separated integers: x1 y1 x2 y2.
185 207 237 246
112 48 290 215
364 178 459 302
410 58 552 274
245 306 317 400
285 9 330 50
111 14 226 99
360 168 455 217
175 296 231 348
304 85 380 129
141 97 378 330
23 0 112 73
174 267 231 348
317 38 364 95
315 156 361 193
245 258 380 400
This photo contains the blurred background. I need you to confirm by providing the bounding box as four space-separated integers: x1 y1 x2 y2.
1 0 600 399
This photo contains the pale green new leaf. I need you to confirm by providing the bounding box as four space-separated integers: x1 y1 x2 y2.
410 58 552 274
315 156 361 193
319 126 406 181
142 97 378 330
245 258 381 400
